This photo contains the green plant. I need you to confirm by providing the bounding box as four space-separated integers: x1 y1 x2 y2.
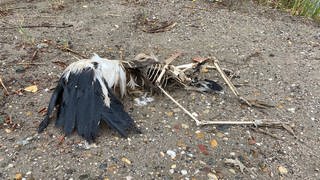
292 0 320 18
17 15 35 45
256 0 320 20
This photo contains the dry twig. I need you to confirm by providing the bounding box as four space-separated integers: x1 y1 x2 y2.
0 23 73 30
17 62 45 65
55 45 87 59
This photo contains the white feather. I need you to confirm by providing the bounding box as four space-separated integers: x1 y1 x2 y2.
62 53 127 107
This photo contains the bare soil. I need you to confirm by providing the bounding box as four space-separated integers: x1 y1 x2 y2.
0 0 319 179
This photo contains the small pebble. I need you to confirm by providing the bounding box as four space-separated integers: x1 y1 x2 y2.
229 168 236 174
160 151 165 157
181 169 188 175
187 153 194 158
166 150 176 159
278 165 288 175
287 108 296 113
181 123 189 129
191 112 198 117
121 157 131 165
207 172 218 180
172 108 181 113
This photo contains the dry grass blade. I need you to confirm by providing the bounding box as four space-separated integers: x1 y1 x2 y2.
0 76 9 95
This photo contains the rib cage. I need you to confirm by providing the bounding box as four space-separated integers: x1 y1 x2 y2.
124 53 190 91
143 63 169 88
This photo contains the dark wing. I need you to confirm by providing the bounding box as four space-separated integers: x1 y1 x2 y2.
202 79 223 92
100 87 138 137
38 68 139 142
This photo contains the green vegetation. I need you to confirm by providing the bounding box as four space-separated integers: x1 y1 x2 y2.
257 0 320 20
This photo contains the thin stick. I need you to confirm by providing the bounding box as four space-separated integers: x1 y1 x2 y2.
0 23 73 30
251 127 282 140
17 62 45 65
157 85 201 126
183 5 210 11
0 76 9 95
56 46 88 59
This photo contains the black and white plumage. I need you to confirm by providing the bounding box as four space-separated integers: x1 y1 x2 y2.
38 54 139 142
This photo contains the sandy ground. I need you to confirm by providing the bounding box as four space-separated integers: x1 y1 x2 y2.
0 0 320 179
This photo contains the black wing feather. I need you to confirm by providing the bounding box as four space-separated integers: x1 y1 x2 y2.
203 79 223 92
38 79 63 133
55 73 78 135
38 67 139 142
74 69 100 141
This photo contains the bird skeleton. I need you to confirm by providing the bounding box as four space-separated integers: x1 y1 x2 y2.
38 52 268 142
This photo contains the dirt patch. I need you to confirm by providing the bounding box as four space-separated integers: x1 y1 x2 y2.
0 0 319 179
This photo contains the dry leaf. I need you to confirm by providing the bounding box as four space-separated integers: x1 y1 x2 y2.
210 139 218 149
166 111 173 117
176 140 186 148
15 173 23 180
24 85 38 93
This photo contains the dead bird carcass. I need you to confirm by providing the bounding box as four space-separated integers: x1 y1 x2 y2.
39 52 266 142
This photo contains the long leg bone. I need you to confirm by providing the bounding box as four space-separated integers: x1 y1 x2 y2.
211 57 252 106
157 85 202 126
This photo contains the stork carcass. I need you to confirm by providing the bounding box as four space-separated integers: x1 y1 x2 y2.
38 53 228 142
